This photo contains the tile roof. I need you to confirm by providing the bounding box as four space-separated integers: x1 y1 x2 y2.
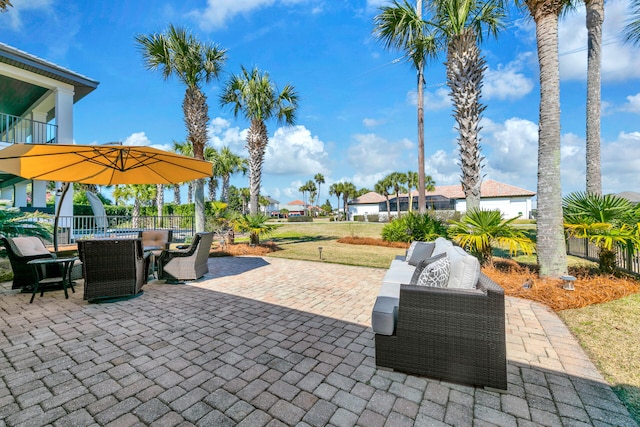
351 191 386 204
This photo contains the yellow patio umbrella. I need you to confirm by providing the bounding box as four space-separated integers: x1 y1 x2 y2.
0 143 213 249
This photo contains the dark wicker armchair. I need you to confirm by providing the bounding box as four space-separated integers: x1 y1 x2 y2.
157 232 213 282
375 273 507 390
78 239 148 301
1 235 82 290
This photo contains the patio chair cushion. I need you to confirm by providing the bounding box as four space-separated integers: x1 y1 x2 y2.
405 241 418 260
407 241 436 266
432 237 454 257
413 255 450 287
445 246 480 289
12 237 52 257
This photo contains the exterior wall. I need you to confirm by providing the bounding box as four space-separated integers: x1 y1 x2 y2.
350 203 380 217
455 197 532 219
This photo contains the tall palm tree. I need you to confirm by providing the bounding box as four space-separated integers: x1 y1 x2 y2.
329 183 343 217
136 25 226 232
341 182 357 220
623 0 640 45
156 183 164 227
375 178 393 221
406 171 418 212
113 184 155 229
386 172 408 217
299 182 309 214
171 140 193 206
585 0 604 194
518 0 570 277
431 0 504 210
314 173 325 212
374 0 440 215
212 146 248 202
204 145 219 201
220 66 299 215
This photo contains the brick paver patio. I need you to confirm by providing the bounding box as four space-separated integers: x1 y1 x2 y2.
0 256 636 426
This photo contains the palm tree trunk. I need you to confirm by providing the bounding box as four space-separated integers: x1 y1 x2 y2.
208 177 217 201
386 197 391 221
156 184 164 228
247 119 268 215
417 0 426 215
183 86 209 232
132 199 141 229
222 175 230 202
533 8 568 278
187 182 193 204
396 191 401 217
447 29 485 211
586 0 603 195
173 184 181 204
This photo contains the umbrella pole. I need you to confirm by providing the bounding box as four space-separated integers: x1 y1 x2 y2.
53 182 71 252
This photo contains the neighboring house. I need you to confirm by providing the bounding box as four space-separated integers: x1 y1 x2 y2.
261 196 280 216
280 199 306 216
0 42 99 217
349 192 385 218
616 191 640 204
348 179 535 220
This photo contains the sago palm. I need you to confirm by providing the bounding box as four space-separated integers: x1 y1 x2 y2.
373 0 440 214
563 192 639 273
449 208 535 265
233 213 275 245
220 66 298 215
0 202 51 240
136 25 226 232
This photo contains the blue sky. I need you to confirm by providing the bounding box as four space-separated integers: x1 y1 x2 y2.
3 0 640 205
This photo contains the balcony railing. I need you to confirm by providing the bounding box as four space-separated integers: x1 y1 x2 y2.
0 112 57 144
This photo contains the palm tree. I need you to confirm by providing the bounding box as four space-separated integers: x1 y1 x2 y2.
387 172 408 217
448 208 535 265
563 192 639 274
307 181 318 216
0 201 50 239
373 0 440 214
0 1 13 12
113 184 155 229
233 213 275 245
204 145 218 201
375 178 393 221
212 146 248 202
156 183 164 227
431 0 505 210
220 66 299 215
329 183 343 217
136 25 226 232
341 182 356 220
585 0 604 194
172 140 193 205
314 173 325 212
623 0 640 45
406 171 418 212
518 0 570 278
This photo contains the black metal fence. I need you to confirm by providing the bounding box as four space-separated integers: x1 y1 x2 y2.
566 236 640 275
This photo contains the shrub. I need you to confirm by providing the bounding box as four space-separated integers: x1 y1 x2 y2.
353 215 365 222
381 212 448 243
367 214 379 222
287 215 313 222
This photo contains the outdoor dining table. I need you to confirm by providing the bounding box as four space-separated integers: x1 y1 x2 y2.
26 256 78 303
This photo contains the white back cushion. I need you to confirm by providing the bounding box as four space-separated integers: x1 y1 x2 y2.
445 246 480 289
12 237 50 257
432 237 453 257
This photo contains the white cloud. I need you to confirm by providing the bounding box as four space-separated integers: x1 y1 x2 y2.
207 117 246 151
601 131 640 193
621 93 640 113
558 0 640 81
362 118 383 128
347 133 413 173
189 0 307 30
122 132 152 147
407 87 451 111
265 125 330 175
484 54 535 100
5 0 53 31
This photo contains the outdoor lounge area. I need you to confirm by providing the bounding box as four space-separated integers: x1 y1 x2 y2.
0 256 635 426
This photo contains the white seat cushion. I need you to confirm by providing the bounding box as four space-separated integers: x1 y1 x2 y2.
382 261 416 285
12 237 50 257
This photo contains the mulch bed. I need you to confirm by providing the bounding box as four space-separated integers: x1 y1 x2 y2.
485 258 640 311
336 236 410 249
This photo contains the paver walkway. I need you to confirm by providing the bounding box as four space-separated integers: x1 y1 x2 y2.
0 256 636 426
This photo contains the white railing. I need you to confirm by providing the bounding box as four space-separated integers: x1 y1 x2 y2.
0 112 57 144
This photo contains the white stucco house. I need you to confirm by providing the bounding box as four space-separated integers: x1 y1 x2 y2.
348 179 535 220
0 42 99 217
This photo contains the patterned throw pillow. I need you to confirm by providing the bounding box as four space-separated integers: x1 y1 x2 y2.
414 256 450 287
409 252 446 285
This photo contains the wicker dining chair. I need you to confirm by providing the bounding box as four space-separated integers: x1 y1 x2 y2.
157 232 213 282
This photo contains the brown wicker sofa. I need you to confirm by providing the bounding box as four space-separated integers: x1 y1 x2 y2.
372 238 507 390
78 238 149 302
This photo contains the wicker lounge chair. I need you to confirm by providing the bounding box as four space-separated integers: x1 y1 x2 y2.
1 235 82 290
157 232 213 282
374 272 507 390
78 238 149 301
